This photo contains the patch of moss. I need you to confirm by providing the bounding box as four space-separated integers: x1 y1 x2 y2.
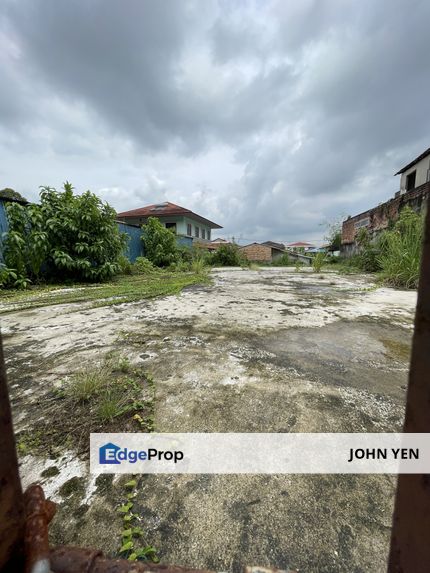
59 476 85 498
380 338 411 361
41 466 60 478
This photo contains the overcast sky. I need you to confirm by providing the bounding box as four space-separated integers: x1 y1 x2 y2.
1 0 429 243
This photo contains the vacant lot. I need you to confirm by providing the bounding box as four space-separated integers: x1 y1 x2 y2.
1 268 416 573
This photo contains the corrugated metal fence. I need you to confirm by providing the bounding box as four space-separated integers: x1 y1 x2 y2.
117 221 144 262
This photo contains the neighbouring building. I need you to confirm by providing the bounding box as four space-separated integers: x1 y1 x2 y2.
341 147 430 256
204 238 231 251
240 242 285 262
117 202 222 243
285 241 315 252
261 240 286 250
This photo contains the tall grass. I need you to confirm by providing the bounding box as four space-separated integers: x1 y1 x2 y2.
312 252 326 273
377 207 423 289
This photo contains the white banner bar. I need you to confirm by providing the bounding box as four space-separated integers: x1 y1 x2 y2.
90 433 430 474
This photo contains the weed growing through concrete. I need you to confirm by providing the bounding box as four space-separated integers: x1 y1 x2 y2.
117 478 159 562
16 352 155 456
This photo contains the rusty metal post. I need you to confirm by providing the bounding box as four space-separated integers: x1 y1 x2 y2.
0 331 25 571
388 205 430 572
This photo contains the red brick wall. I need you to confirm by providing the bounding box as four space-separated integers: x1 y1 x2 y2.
342 182 430 245
240 244 272 262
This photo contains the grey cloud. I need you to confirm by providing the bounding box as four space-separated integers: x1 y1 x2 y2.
1 0 429 243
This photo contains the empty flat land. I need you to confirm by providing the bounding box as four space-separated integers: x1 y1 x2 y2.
1 268 417 573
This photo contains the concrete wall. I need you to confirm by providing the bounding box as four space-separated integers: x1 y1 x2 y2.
400 155 430 191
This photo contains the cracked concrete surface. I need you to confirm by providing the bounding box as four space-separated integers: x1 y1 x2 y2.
1 268 417 573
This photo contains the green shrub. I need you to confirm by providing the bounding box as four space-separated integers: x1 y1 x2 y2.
118 255 133 275
132 257 155 274
1 182 125 287
271 253 293 266
168 260 190 272
208 243 243 266
1 202 48 287
190 258 207 273
312 252 326 272
42 183 126 281
377 207 423 289
141 217 178 267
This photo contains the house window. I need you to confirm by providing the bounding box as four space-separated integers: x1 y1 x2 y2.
207 229 211 240
195 226 200 238
406 170 416 191
187 223 192 236
165 222 177 233
202 229 206 239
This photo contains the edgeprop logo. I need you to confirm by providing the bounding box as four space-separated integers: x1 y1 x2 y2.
99 442 184 465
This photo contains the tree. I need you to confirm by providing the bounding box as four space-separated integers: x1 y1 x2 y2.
39 182 126 280
0 188 27 203
324 219 342 251
141 217 178 267
1 182 126 287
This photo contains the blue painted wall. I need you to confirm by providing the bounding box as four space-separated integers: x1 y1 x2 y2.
117 221 144 262
0 201 8 237
176 235 193 248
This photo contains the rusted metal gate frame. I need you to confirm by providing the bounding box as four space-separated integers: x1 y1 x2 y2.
1 206 430 572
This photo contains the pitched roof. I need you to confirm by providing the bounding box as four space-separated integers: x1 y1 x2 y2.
117 202 222 229
395 147 430 175
261 240 285 250
286 241 315 247
239 242 284 252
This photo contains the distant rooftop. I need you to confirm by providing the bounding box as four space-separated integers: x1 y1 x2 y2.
286 241 315 247
117 202 222 229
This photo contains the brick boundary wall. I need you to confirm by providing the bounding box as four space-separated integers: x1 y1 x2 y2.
341 182 430 254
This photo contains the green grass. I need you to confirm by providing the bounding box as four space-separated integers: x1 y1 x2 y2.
16 352 156 456
0 270 210 314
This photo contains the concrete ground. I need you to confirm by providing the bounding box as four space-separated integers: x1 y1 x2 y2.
1 268 417 573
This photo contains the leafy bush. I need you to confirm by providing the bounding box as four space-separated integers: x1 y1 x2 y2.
353 228 382 272
168 260 191 272
118 255 133 275
132 256 155 274
271 253 293 266
312 252 326 272
40 183 126 281
1 182 126 288
1 201 48 288
190 258 207 273
141 217 178 267
208 243 243 266
377 207 423 289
